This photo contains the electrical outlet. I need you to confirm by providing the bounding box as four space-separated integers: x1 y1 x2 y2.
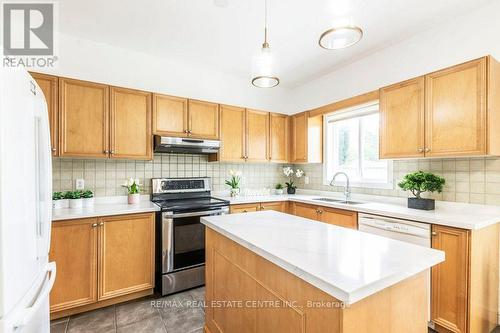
304 176 309 185
75 179 85 190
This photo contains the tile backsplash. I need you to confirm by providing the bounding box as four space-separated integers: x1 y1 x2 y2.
52 154 287 197
296 157 500 206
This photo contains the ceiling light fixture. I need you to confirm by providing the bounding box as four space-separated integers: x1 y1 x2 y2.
251 0 279 88
318 25 363 50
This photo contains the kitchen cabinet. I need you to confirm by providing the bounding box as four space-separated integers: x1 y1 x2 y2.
218 105 246 162
49 213 155 318
269 113 288 163
379 77 425 158
49 218 98 313
379 56 500 159
59 78 110 158
188 100 219 140
98 213 155 300
431 223 498 333
31 72 59 156
152 93 188 137
290 202 357 229
230 202 288 214
110 87 152 160
246 109 269 162
290 112 322 163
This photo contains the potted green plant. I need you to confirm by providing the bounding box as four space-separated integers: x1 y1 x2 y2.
398 171 445 210
274 183 284 195
283 167 304 195
122 178 142 204
81 190 94 207
52 192 68 209
67 190 83 209
225 170 242 197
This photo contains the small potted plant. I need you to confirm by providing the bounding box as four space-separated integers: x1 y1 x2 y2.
122 178 142 204
81 190 94 208
398 171 445 210
274 183 284 195
67 190 83 209
225 170 242 197
283 167 305 195
52 192 68 209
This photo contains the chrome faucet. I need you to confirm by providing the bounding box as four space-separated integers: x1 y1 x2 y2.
330 172 351 202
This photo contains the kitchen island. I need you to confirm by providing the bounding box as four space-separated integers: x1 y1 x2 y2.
201 210 445 333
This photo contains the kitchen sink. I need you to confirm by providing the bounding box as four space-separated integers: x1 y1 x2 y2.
313 198 364 205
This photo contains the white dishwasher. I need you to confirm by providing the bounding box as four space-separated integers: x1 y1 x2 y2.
358 213 433 326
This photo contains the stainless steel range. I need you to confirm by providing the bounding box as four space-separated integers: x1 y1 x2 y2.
151 177 229 295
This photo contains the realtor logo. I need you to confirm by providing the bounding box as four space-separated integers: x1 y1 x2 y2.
2 2 58 68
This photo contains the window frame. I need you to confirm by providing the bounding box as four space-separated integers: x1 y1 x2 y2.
322 102 393 189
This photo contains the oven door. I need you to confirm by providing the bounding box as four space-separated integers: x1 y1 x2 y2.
162 207 228 274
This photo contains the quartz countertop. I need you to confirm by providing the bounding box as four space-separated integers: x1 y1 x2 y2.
52 195 160 221
201 210 444 304
214 191 500 230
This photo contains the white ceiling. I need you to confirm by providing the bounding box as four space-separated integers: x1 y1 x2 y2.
59 0 493 88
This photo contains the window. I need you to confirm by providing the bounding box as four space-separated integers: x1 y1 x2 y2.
324 103 393 189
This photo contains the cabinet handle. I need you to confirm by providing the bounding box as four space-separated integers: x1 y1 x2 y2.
318 210 323 214
418 148 424 153
111 150 115 154
91 223 98 228
243 210 248 213
424 148 431 153
51 147 56 152
431 231 438 236
99 222 104 226
184 129 188 133
103 150 109 154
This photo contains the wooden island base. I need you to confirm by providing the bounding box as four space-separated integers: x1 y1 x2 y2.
204 228 428 333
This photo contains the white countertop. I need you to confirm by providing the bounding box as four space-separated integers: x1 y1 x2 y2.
202 210 444 304
215 191 500 230
52 195 160 221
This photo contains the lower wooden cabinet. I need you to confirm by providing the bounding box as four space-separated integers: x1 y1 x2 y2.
290 202 358 229
230 202 288 214
49 213 155 317
431 224 498 333
259 201 287 213
229 203 260 214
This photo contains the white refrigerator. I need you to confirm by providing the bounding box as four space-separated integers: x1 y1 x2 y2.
0 68 56 333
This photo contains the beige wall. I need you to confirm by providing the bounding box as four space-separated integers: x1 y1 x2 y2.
52 154 287 197
297 157 500 205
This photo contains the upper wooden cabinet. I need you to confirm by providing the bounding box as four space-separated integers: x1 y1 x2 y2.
59 78 110 158
110 87 152 160
379 77 425 158
152 95 219 140
219 105 246 162
269 113 288 163
31 73 59 156
246 109 269 162
188 100 219 140
290 112 322 163
380 56 500 159
152 94 188 137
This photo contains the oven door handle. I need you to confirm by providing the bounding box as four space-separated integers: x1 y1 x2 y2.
167 208 229 218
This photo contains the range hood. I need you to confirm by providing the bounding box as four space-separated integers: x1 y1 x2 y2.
154 135 220 154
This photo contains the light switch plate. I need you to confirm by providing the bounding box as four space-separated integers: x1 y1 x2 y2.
75 179 85 190
304 176 309 185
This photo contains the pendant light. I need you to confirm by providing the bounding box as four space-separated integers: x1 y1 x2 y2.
251 0 279 88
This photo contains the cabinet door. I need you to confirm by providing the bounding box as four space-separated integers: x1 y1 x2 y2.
49 219 98 312
31 72 59 156
269 113 288 163
292 202 319 220
431 225 470 333
246 109 269 162
230 203 260 214
59 78 110 158
98 213 155 300
110 87 152 160
291 112 308 163
219 105 246 162
319 207 358 229
152 94 188 137
260 201 287 213
425 58 487 157
188 100 219 139
379 77 425 159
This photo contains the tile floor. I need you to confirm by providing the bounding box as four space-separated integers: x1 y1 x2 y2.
50 287 205 333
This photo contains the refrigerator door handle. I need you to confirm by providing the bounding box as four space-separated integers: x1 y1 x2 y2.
12 262 56 330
